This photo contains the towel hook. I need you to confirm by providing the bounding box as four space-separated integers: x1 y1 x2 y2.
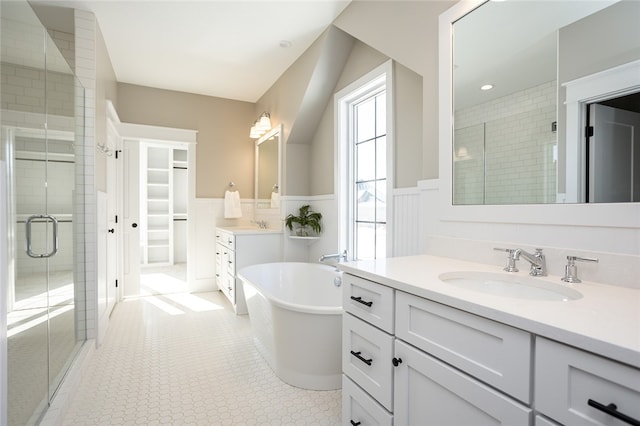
228 181 235 188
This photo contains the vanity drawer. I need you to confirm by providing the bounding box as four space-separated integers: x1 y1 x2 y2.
225 250 236 276
535 337 640 426
343 313 394 411
343 273 394 333
395 291 532 403
216 229 234 250
342 375 392 426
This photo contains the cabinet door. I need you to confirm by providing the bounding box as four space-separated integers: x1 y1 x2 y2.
535 337 640 426
394 340 532 426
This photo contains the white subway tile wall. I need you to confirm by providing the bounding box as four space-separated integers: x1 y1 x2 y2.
454 81 557 204
74 8 96 340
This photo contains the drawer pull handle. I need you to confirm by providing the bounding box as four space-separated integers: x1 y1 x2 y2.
392 357 403 367
350 296 373 307
350 421 361 426
350 350 372 366
588 399 640 426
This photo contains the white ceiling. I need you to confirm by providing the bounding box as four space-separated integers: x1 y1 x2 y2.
39 1 351 103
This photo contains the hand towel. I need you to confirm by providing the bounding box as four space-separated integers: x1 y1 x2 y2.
270 191 280 209
224 190 242 218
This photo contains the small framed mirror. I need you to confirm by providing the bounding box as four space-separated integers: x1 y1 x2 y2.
255 124 282 209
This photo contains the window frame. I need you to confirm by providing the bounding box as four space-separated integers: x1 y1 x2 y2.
335 60 394 260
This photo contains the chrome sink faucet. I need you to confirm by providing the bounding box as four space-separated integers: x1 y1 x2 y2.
494 247 547 276
252 220 268 229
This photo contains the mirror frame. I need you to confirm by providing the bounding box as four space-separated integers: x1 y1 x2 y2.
438 0 639 228
254 124 282 209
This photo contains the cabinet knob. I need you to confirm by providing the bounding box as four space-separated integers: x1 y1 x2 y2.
132 223 138 228
392 357 403 367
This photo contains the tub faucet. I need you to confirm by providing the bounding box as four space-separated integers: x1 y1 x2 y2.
319 249 348 263
494 247 547 276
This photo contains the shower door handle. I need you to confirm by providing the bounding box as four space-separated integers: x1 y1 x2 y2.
25 214 59 258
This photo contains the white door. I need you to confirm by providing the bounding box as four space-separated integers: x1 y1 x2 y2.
122 139 141 297
589 104 640 202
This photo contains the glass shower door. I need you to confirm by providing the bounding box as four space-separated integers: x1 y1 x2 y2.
2 1 86 424
3 3 51 423
43 29 85 407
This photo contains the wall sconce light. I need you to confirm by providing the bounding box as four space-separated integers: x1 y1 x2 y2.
250 112 272 138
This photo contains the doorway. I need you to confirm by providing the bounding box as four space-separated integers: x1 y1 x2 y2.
139 142 189 295
118 123 197 298
586 92 640 203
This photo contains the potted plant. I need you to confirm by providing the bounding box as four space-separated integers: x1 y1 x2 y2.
285 204 322 237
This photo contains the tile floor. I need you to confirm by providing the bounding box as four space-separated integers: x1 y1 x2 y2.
62 289 342 425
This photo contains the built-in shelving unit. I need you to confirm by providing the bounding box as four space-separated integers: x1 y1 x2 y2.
141 145 173 265
140 145 189 266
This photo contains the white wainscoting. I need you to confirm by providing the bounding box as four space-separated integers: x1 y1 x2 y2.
392 187 421 257
193 189 422 284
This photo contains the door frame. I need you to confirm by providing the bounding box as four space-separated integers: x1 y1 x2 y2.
117 119 197 297
564 59 640 203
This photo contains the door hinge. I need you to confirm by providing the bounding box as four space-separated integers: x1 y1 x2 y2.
115 150 121 159
115 279 118 288
586 126 594 137
115 215 118 223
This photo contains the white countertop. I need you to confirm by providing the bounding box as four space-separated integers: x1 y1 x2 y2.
216 225 282 235
339 255 640 369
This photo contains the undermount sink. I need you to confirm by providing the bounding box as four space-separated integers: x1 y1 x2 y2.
438 271 583 301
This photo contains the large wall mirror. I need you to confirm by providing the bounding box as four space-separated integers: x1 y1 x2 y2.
451 0 640 206
255 124 281 209
439 0 639 228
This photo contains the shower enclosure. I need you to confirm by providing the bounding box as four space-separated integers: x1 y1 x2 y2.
1 1 87 424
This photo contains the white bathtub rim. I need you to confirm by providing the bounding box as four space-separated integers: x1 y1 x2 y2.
238 262 343 315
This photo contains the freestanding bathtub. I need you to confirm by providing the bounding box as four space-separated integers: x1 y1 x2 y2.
238 262 343 390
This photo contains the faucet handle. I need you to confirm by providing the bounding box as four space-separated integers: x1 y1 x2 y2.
562 255 599 283
494 247 519 272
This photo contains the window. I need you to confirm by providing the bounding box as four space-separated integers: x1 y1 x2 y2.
336 62 393 261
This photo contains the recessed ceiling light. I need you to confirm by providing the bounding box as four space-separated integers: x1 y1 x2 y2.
279 40 292 49
481 84 494 91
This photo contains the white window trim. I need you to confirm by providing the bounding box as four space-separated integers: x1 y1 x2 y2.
335 60 394 259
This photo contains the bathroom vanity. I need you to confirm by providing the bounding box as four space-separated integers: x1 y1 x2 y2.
339 255 640 426
215 226 282 314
